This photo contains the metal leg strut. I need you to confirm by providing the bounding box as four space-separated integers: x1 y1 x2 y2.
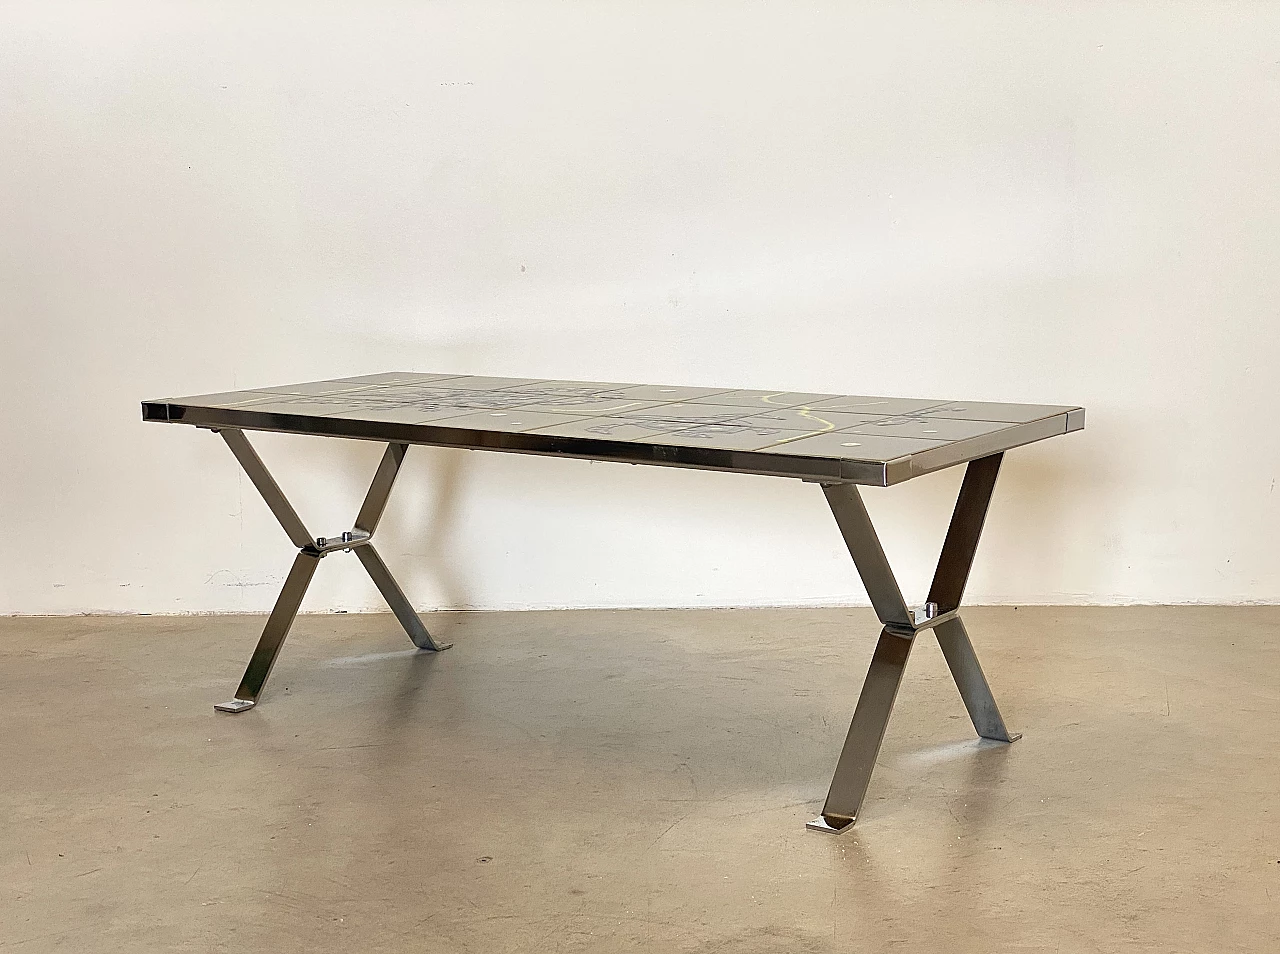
213 430 450 713
808 452 1016 832
354 544 449 651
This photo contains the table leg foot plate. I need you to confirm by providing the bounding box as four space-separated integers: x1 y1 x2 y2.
806 815 856 834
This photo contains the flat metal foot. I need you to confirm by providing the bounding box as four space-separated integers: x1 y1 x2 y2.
806 815 856 834
214 699 256 713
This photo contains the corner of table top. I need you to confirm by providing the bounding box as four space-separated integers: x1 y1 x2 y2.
141 401 174 422
878 407 1084 487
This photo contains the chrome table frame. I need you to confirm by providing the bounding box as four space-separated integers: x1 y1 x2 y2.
212 426 1013 831
211 430 450 713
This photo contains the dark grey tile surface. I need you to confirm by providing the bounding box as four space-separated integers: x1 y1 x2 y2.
423 408 593 433
615 403 756 425
731 409 894 432
607 384 736 402
693 389 841 409
807 395 948 415
841 417 1012 441
771 431 951 461
524 418 671 441
924 400 1076 423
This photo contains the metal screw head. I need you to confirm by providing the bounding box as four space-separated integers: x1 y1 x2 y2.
341 531 354 543
316 537 327 548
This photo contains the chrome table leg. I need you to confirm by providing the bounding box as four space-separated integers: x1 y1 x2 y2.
214 550 320 713
806 628 915 832
349 441 450 651
809 453 1017 832
927 453 1017 742
934 616 1019 743
355 544 451 652
214 431 450 712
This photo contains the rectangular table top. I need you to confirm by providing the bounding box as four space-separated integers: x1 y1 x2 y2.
143 373 1084 485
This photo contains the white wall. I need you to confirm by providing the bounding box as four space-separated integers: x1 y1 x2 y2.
3 1 1278 614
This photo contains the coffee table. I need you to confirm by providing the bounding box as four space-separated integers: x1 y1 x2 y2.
143 372 1083 830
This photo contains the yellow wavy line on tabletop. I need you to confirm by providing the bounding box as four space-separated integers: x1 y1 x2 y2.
758 393 836 446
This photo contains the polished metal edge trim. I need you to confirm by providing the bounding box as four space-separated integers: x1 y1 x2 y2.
140 402 1081 487
146 403 880 483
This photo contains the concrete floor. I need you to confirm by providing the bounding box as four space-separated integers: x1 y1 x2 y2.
2 607 1277 952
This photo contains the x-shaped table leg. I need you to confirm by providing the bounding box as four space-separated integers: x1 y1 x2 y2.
808 453 1018 832
212 429 450 713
